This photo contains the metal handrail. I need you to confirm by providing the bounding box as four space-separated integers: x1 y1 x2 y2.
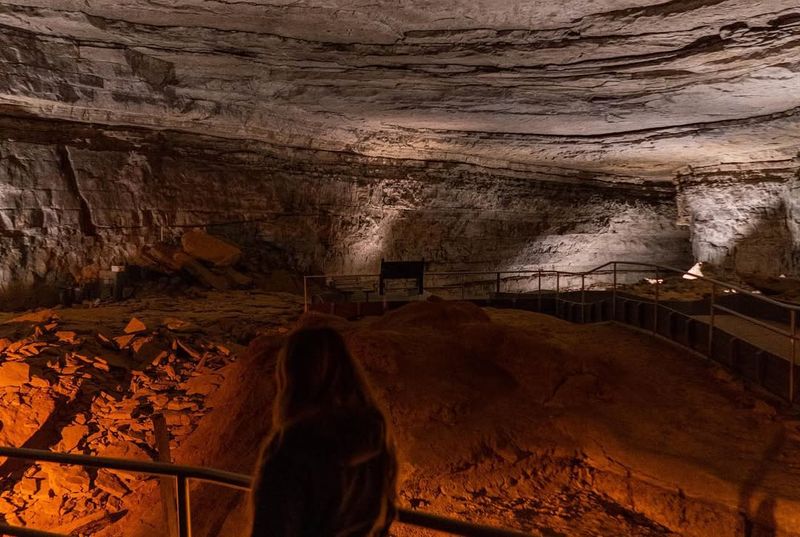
585 261 800 310
307 261 800 310
305 260 800 401
0 446 251 489
0 447 543 537
0 526 67 537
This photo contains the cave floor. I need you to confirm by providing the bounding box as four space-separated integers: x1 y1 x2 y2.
693 314 795 362
0 289 304 533
2 294 800 536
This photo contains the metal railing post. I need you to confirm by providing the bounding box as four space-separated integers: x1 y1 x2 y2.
612 263 617 321
177 476 191 537
708 282 716 358
581 274 586 323
303 276 309 313
460 274 465 300
496 272 501 294
654 267 660 336
537 269 542 312
791 310 797 403
555 272 560 317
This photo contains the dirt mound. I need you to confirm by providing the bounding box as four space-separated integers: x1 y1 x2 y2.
371 300 491 331
101 300 800 537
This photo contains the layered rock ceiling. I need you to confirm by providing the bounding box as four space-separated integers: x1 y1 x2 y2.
0 1 799 285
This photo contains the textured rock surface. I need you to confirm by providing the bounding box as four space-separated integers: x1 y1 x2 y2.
0 1 798 177
677 159 800 275
1 1 799 283
0 114 690 287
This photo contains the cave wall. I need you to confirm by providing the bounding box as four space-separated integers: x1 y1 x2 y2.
0 115 690 289
676 159 800 276
1 1 799 288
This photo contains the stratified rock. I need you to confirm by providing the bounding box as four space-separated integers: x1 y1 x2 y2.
181 231 241 267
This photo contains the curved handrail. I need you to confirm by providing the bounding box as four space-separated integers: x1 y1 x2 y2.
0 446 544 537
0 526 66 537
0 446 251 489
586 261 800 310
306 260 800 311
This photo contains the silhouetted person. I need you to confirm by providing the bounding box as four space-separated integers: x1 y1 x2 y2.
250 326 397 537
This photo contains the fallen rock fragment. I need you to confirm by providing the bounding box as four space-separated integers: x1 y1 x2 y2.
181 230 242 267
162 317 200 333
95 469 130 498
124 318 147 334
183 374 223 396
145 244 183 272
173 252 230 290
3 310 59 325
55 331 79 345
42 465 90 495
222 266 254 288
57 424 89 452
0 362 30 387
114 334 137 349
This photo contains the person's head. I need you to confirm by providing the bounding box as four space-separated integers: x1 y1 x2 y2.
272 326 376 428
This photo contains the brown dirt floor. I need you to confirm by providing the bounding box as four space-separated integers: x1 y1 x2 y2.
92 299 800 537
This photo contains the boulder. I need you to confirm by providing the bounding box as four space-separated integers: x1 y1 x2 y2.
181 230 241 267
173 252 230 290
0 362 30 387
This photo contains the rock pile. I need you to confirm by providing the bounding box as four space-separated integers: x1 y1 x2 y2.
136 230 253 291
0 310 236 534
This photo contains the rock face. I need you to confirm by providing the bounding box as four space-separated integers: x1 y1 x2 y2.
0 114 690 287
677 159 800 275
0 1 799 284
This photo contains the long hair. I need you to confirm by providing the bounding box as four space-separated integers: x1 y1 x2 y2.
272 326 380 430
252 325 398 536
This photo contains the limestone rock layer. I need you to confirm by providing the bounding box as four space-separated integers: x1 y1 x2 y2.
0 1 799 283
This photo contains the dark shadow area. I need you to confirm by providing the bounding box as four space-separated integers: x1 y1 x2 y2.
738 426 785 537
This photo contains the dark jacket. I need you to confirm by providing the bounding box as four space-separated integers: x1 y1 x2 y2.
250 407 397 537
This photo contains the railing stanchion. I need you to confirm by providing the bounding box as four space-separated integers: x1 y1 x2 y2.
791 310 797 403
303 276 309 313
496 272 501 295
177 475 191 537
654 267 660 336
581 274 586 323
538 269 542 313
460 274 465 300
556 272 560 317
612 263 617 322
708 282 716 358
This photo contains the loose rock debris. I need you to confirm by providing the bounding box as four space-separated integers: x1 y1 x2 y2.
0 310 237 534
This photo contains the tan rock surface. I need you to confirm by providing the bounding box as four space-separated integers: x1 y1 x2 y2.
0 362 30 387
181 231 242 268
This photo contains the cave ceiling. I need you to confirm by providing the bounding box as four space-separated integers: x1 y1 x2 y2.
1 0 799 182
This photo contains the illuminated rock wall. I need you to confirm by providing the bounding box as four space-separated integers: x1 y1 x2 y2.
677 160 800 276
0 115 689 289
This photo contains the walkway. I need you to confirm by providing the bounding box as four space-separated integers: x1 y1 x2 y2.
693 314 795 363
